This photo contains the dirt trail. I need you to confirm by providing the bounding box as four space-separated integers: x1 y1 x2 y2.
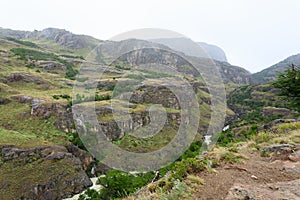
195 150 300 200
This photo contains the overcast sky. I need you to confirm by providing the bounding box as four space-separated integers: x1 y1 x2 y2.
1 0 300 72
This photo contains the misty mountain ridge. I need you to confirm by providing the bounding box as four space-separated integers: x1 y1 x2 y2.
252 53 300 84
149 37 228 62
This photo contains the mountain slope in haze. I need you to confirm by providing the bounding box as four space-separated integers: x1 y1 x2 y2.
149 37 227 62
252 53 300 84
197 42 227 62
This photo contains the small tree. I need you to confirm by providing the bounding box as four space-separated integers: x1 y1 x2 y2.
273 64 300 111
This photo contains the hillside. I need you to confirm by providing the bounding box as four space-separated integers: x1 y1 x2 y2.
0 27 299 200
252 53 300 84
0 28 236 199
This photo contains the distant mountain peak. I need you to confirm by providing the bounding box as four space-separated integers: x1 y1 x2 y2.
148 37 228 62
197 42 227 62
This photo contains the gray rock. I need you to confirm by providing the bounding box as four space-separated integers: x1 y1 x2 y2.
0 97 11 105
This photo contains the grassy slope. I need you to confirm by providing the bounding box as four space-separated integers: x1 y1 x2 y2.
0 37 76 147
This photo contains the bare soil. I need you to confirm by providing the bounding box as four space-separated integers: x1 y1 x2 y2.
194 150 300 200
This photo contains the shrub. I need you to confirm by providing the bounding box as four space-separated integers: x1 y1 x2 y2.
95 94 111 101
171 158 206 180
6 37 39 48
78 188 101 200
97 170 154 199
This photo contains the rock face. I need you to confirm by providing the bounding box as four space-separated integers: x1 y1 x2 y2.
66 144 94 170
216 61 252 84
0 145 92 200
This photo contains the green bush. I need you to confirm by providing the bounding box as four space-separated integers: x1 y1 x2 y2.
97 170 154 199
171 158 206 180
52 94 71 100
95 94 111 101
6 37 39 48
179 141 202 160
78 188 101 200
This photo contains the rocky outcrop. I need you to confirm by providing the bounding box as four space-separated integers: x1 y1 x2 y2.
258 118 300 131
130 85 180 109
66 144 94 170
36 60 67 71
31 102 75 133
261 144 300 159
261 106 297 118
0 145 92 199
4 72 51 86
217 61 252 84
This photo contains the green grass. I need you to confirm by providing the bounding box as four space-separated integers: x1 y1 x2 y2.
0 127 51 148
0 101 70 146
114 126 177 153
255 122 300 146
